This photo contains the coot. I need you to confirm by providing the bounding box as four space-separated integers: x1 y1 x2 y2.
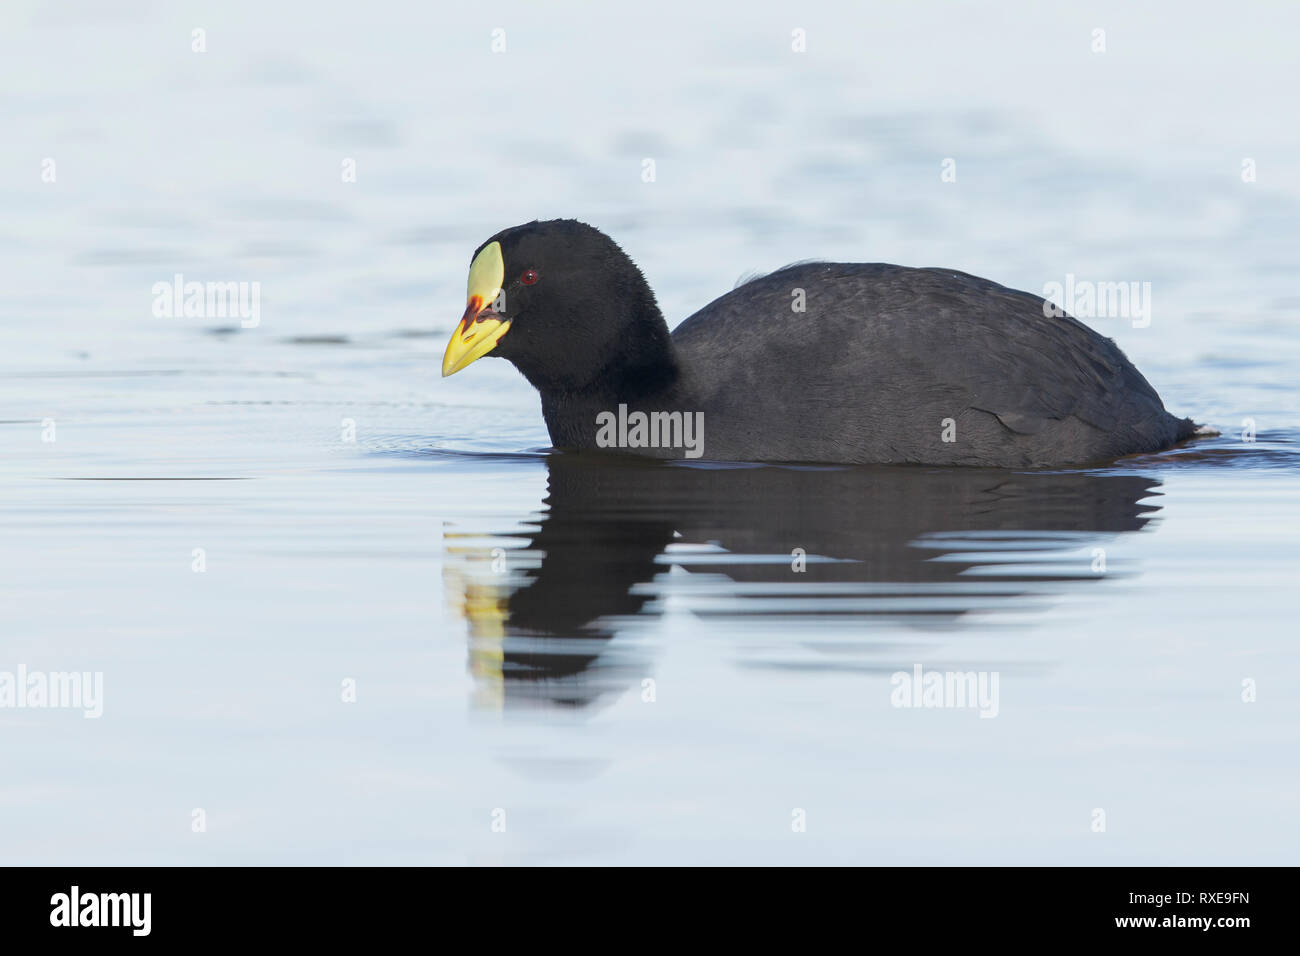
442 219 1200 467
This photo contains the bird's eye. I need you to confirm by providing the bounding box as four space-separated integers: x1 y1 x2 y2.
520 269 539 285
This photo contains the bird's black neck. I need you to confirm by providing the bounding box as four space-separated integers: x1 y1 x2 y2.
538 319 682 451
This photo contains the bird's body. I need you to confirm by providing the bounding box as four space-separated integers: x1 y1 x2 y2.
443 220 1199 467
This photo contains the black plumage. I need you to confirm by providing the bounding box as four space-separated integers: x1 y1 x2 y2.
447 219 1198 467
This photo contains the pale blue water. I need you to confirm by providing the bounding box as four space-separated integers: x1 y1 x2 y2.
1 0 1298 865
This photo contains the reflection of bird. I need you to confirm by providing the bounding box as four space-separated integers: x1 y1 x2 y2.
443 456 1163 707
443 220 1202 467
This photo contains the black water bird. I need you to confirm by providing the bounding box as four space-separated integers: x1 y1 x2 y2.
442 219 1201 467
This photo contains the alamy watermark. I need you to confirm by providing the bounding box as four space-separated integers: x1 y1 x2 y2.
890 664 999 718
0 665 103 718
50 886 150 936
1042 274 1151 328
152 273 260 327
595 404 704 459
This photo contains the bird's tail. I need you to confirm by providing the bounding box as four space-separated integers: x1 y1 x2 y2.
1178 418 1219 440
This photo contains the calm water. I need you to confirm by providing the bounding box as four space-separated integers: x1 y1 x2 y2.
2 1 1298 864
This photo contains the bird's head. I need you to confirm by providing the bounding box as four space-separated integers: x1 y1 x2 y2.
442 219 670 393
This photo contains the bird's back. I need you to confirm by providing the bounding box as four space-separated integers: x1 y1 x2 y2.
667 262 1192 466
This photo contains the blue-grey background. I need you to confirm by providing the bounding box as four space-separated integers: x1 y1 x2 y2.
1 0 1297 864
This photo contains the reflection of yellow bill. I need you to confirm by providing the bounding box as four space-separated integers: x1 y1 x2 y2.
442 534 507 706
442 241 509 376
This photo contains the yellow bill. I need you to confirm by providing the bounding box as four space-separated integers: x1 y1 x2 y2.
442 240 510 377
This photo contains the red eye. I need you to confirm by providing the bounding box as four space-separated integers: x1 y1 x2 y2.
520 269 539 285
